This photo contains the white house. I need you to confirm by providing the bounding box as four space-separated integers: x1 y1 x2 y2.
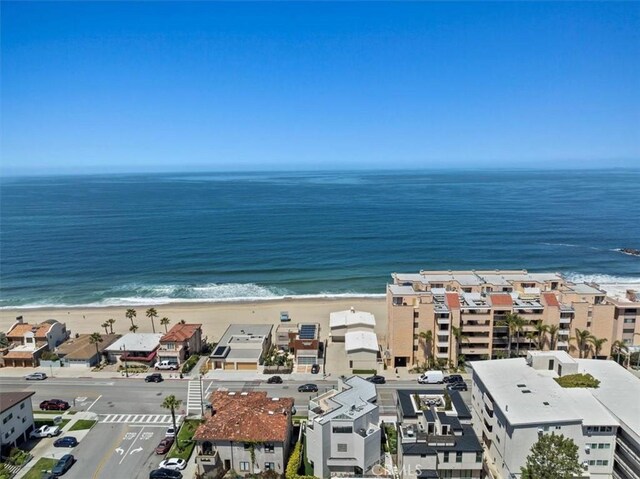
330 308 376 341
104 333 163 365
306 376 382 477
0 391 35 450
345 330 379 371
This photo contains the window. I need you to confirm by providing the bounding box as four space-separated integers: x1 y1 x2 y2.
332 426 352 434
603 460 608 466
554 426 561 430
239 462 250 472
265 462 275 471
264 443 275 453
440 471 452 479
337 444 348 453
623 328 635 334
2 414 12 424
598 443 605 449
589 460 596 466
456 452 463 463
596 460 604 466
20 403 25 409
443 451 449 463
244 443 251 450
413 345 419 351
476 452 482 463
623 318 636 323
460 471 473 479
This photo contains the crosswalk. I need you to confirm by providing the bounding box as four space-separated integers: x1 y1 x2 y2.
99 414 182 425
187 379 204 415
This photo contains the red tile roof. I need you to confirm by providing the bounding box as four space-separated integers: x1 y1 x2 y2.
161 323 201 343
490 294 513 307
445 293 460 310
7 322 52 339
194 391 293 443
542 292 560 307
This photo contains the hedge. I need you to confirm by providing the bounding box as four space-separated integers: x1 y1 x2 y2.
181 355 200 374
285 441 317 479
555 373 600 389
352 369 377 375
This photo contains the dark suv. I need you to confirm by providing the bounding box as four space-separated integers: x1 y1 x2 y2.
267 376 283 384
40 399 70 411
145 373 163 383
310 364 320 374
443 374 463 384
149 469 183 479
366 375 386 384
51 454 74 476
298 384 318 393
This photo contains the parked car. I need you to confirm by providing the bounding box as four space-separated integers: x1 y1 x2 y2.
280 311 290 322
155 360 178 370
30 425 61 438
418 371 445 384
145 373 164 383
51 454 74 476
25 372 47 381
166 427 178 438
40 399 70 411
53 436 78 448
159 458 187 470
447 381 468 391
443 374 463 384
310 364 320 374
155 437 174 454
149 469 183 479
298 383 318 393
267 375 283 384
366 375 386 384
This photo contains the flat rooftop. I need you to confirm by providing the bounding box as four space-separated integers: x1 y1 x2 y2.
329 309 376 329
312 376 377 424
217 324 272 346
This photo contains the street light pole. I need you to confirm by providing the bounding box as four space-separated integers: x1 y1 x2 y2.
199 374 205 417
121 345 129 378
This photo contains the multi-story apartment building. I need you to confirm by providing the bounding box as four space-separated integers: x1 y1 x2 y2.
470 351 639 479
386 270 640 368
0 392 35 452
395 389 483 478
306 376 381 477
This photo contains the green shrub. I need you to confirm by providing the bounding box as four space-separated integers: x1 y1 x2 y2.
181 355 199 374
383 424 397 455
40 351 59 361
554 373 600 389
286 441 302 479
352 369 377 375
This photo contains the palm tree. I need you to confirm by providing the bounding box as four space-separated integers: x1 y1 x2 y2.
160 317 171 333
126 309 137 327
129 324 139 333
611 340 628 364
588 336 608 359
418 330 434 368
161 395 183 449
572 328 593 359
547 325 559 350
106 318 116 334
533 323 549 350
101 322 110 335
146 308 158 334
499 313 525 357
89 332 103 363
451 326 468 365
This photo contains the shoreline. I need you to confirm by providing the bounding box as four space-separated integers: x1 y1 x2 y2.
0 297 389 344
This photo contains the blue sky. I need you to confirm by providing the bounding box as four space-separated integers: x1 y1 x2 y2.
2 2 639 175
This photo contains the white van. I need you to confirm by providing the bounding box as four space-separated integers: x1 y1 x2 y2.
418 370 444 384
155 360 178 370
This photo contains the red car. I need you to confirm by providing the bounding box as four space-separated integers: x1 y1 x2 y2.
40 399 70 411
155 437 174 455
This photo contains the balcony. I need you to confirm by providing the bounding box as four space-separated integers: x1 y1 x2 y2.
483 417 493 433
437 317 450 325
463 323 492 332
558 329 570 336
559 317 572 324
462 346 490 355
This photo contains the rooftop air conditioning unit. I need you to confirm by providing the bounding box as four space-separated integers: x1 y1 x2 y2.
406 427 414 437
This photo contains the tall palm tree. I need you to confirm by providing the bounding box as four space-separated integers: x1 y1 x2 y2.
451 326 468 365
89 332 103 364
129 324 139 333
161 395 183 449
101 322 110 335
106 318 116 334
418 330 434 368
533 323 549 350
499 313 525 357
572 328 593 359
146 308 158 334
588 336 608 359
160 317 171 333
126 309 137 327
547 325 559 350
610 340 628 364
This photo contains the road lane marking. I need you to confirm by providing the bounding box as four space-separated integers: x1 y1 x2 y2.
87 394 102 411
119 426 145 465
93 424 127 479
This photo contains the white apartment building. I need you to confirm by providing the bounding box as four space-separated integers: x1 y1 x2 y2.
0 391 35 449
306 376 381 477
471 351 622 479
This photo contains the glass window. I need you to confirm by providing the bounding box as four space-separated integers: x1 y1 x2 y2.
443 451 449 463
264 443 275 452
265 462 274 470
456 452 463 463
476 451 482 463
332 426 353 434
244 443 251 450
337 444 348 453
240 462 249 471
603 460 608 466
589 460 596 466
596 460 604 466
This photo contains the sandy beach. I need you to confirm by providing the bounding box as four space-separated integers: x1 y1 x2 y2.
0 298 388 343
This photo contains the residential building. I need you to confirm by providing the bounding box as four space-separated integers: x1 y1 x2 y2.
386 270 640 368
306 376 381 477
330 308 376 341
470 351 627 479
56 333 121 367
330 308 380 371
157 323 203 366
209 324 272 371
0 392 35 452
395 389 483 479
274 323 321 366
3 318 69 367
194 391 294 478
104 333 163 365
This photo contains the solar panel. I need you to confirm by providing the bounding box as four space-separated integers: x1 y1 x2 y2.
299 324 316 339
212 346 229 357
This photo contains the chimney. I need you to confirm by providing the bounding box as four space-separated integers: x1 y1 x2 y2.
626 290 637 302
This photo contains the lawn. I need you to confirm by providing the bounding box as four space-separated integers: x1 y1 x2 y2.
34 418 70 429
165 419 202 461
23 458 57 479
68 419 97 431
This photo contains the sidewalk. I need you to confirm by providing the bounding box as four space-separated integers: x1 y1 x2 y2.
0 366 195 381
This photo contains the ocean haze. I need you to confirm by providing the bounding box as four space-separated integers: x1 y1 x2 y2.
1 170 639 308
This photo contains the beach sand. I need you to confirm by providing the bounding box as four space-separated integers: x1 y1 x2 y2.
0 298 388 343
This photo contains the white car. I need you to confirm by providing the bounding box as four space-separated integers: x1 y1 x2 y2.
159 458 187 470
25 372 48 381
30 425 61 438
165 427 177 437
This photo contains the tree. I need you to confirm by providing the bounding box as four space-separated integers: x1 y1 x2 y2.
101 322 110 335
89 332 103 362
418 330 434 368
161 395 183 450
146 308 158 334
0 332 9 348
106 318 116 334
160 317 171 333
533 323 549 350
547 325 559 350
125 309 137 327
499 313 525 357
129 324 139 333
451 326 468 366
572 328 592 359
610 340 628 365
520 433 582 479
588 336 607 359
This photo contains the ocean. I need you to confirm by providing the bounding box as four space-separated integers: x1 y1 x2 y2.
1 169 639 308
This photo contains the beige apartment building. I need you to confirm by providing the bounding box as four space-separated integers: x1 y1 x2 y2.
386 270 640 368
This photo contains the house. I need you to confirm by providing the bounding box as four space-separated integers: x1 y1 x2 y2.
471 351 622 479
55 334 121 368
0 392 35 453
157 323 203 366
194 391 294 478
330 308 376 341
306 376 382 477
3 318 69 367
209 324 272 371
395 389 482 478
104 333 163 365
274 323 320 366
329 309 380 371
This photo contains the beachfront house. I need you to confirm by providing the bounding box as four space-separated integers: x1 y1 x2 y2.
104 333 163 366
2 318 69 367
0 392 36 452
330 308 380 371
274 323 321 371
56 333 121 368
157 323 203 366
209 324 272 371
194 391 294 478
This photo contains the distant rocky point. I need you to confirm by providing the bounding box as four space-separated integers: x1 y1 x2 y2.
619 248 640 257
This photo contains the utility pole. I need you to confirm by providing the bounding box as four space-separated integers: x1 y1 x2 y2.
121 345 129 378
199 374 205 417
